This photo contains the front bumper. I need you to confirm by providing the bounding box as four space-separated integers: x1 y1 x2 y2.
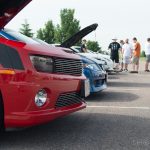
84 69 107 93
90 79 107 93
2 73 87 128
104 65 114 72
5 102 86 128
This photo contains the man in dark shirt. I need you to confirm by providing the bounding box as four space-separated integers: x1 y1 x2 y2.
80 39 87 53
108 38 121 69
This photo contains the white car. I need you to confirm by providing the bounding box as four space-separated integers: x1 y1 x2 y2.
71 46 113 72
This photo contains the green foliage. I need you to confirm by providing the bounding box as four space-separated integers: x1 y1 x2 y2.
140 51 146 57
36 28 44 41
55 9 80 43
36 20 55 44
33 8 102 49
55 24 63 43
19 19 33 37
87 40 101 52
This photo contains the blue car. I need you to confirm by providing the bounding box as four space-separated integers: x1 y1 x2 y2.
80 55 107 93
59 23 107 93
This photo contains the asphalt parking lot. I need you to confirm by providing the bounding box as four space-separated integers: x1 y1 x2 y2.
0 66 150 150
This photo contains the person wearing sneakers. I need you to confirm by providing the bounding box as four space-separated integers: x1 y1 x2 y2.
130 37 141 73
144 38 150 72
122 39 133 72
108 38 121 70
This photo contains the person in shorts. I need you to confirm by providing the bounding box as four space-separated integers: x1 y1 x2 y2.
144 38 150 72
108 38 121 69
119 40 125 71
122 39 133 71
130 37 141 73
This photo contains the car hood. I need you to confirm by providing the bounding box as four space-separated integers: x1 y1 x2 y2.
60 23 98 48
0 0 31 29
79 52 105 61
0 38 81 60
80 55 95 64
79 53 105 65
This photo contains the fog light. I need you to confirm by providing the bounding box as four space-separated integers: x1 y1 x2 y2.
35 89 47 107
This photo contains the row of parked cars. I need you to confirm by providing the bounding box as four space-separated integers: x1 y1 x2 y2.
0 0 113 131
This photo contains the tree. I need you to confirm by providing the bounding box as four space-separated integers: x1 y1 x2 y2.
55 24 63 43
140 51 146 57
36 28 44 41
87 40 101 52
20 19 33 37
36 20 55 44
55 9 80 43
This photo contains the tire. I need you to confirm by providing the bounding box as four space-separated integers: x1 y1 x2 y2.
0 95 5 132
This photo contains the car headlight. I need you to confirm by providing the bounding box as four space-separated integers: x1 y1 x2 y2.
35 89 48 107
30 55 53 73
84 63 100 71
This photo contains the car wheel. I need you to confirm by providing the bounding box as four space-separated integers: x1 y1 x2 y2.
0 96 4 132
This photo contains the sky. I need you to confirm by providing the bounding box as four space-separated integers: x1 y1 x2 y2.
6 0 150 50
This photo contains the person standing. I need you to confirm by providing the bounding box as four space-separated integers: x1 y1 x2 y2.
130 37 141 73
122 39 133 71
80 39 87 53
144 38 150 72
119 40 125 71
108 38 121 69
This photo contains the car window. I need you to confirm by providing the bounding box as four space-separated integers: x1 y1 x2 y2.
0 44 24 70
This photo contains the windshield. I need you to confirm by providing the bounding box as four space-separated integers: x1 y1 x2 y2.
71 46 81 53
87 50 96 54
4 29 39 44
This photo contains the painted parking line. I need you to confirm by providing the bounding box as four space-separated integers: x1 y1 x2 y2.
87 105 150 110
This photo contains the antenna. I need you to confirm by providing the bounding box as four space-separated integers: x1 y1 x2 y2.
94 30 97 41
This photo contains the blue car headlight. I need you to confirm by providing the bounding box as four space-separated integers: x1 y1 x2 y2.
86 63 100 71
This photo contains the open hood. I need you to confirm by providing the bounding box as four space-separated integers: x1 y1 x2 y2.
60 23 98 48
0 0 32 29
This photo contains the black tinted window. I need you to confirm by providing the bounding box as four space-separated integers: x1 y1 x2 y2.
0 44 24 70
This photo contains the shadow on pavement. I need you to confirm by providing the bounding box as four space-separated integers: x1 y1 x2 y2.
86 91 139 102
108 76 120 80
0 113 150 150
108 81 150 88
108 72 128 76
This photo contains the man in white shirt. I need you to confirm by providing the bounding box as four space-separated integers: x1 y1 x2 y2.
122 39 133 71
144 38 150 72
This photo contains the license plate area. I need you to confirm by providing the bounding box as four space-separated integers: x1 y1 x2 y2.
81 79 90 98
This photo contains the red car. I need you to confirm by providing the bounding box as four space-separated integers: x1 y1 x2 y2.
0 0 88 131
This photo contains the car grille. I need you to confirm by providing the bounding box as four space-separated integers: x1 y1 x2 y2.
54 58 82 76
99 64 105 71
55 92 84 108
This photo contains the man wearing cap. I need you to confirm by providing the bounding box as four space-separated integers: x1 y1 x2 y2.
108 38 121 69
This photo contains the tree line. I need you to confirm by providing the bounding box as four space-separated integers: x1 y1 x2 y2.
20 8 101 52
